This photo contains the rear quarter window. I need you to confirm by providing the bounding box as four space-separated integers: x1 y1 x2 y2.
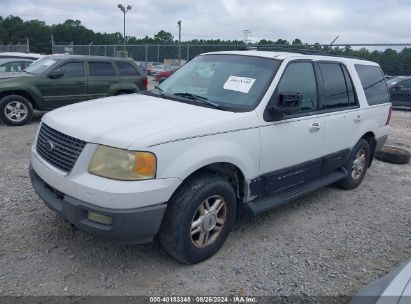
89 62 116 76
116 61 140 76
354 64 390 105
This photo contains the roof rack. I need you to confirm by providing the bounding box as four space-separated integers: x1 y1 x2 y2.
238 46 367 61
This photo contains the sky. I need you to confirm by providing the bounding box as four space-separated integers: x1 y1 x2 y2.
1 0 411 44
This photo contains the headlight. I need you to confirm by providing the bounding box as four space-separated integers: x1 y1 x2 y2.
88 145 156 180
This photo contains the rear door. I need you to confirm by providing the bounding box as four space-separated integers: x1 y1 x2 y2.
115 60 146 91
317 62 360 173
87 61 120 100
41 60 87 108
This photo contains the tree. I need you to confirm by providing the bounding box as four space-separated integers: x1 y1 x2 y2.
153 30 174 43
292 38 302 45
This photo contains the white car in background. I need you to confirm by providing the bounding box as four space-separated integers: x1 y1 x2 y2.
0 52 44 60
29 51 391 264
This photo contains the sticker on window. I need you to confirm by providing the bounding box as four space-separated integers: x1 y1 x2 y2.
223 76 256 93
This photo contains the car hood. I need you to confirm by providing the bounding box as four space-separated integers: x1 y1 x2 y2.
42 94 235 149
0 71 32 80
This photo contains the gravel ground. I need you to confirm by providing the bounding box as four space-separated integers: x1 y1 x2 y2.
0 109 410 299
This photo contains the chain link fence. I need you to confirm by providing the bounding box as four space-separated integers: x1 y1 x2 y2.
0 42 30 53
52 42 411 108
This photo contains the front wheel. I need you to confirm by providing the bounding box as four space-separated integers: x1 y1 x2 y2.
336 139 371 190
159 173 237 264
0 95 33 126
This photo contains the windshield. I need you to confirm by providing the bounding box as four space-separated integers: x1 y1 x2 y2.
24 57 59 75
158 54 281 111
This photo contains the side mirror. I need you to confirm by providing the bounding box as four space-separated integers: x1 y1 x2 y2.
49 70 64 79
267 92 301 120
158 78 167 84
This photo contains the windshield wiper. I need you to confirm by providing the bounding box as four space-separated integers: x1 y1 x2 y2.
173 92 221 109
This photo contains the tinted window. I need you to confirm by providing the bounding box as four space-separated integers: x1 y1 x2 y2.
355 64 390 105
342 66 357 105
319 63 351 109
401 79 411 89
54 62 84 78
116 61 139 76
89 62 115 76
277 62 318 112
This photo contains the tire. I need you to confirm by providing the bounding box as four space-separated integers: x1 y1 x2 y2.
336 139 371 190
375 146 410 164
0 95 34 126
159 173 237 264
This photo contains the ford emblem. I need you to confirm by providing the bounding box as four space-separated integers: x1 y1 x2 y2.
44 140 55 152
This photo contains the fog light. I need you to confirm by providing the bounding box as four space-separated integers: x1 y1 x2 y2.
88 211 112 225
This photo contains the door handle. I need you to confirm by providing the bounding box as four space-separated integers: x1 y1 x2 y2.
354 114 362 123
109 80 119 83
309 122 321 132
74 81 85 85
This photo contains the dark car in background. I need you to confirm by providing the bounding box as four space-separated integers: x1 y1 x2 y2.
0 58 34 73
0 55 147 126
387 76 411 108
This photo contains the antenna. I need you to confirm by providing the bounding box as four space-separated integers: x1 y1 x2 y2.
330 35 339 46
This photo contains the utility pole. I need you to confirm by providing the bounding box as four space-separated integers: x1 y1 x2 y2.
118 4 132 57
177 20 182 66
242 29 251 45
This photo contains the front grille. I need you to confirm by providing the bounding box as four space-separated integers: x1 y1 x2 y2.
36 123 86 173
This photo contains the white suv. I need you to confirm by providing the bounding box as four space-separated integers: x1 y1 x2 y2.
29 51 391 264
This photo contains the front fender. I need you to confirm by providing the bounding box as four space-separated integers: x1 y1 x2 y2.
151 128 261 182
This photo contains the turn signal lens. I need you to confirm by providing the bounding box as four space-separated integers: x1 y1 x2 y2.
134 152 157 177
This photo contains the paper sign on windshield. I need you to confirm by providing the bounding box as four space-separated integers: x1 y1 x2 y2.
223 76 256 93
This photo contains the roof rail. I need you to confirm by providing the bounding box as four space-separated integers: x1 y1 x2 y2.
254 46 367 60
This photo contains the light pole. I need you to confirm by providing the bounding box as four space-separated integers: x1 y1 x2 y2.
117 3 132 56
177 20 181 66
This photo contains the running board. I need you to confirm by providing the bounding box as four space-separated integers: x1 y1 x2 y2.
242 168 348 216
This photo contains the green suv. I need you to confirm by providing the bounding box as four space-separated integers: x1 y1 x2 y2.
0 55 147 126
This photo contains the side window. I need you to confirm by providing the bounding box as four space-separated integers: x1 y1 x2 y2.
276 62 318 112
341 66 357 106
318 63 350 109
116 61 139 76
89 62 115 76
54 62 84 78
401 79 411 89
354 64 390 105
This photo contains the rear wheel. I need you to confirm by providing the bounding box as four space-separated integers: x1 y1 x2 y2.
0 95 33 126
159 173 236 264
336 139 370 190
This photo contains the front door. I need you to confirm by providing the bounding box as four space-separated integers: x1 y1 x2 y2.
258 61 326 196
41 61 87 109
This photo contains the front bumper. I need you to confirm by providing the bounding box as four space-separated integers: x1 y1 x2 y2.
30 165 167 243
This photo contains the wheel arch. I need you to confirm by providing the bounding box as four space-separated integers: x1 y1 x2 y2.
171 162 248 203
360 131 376 167
0 90 38 109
